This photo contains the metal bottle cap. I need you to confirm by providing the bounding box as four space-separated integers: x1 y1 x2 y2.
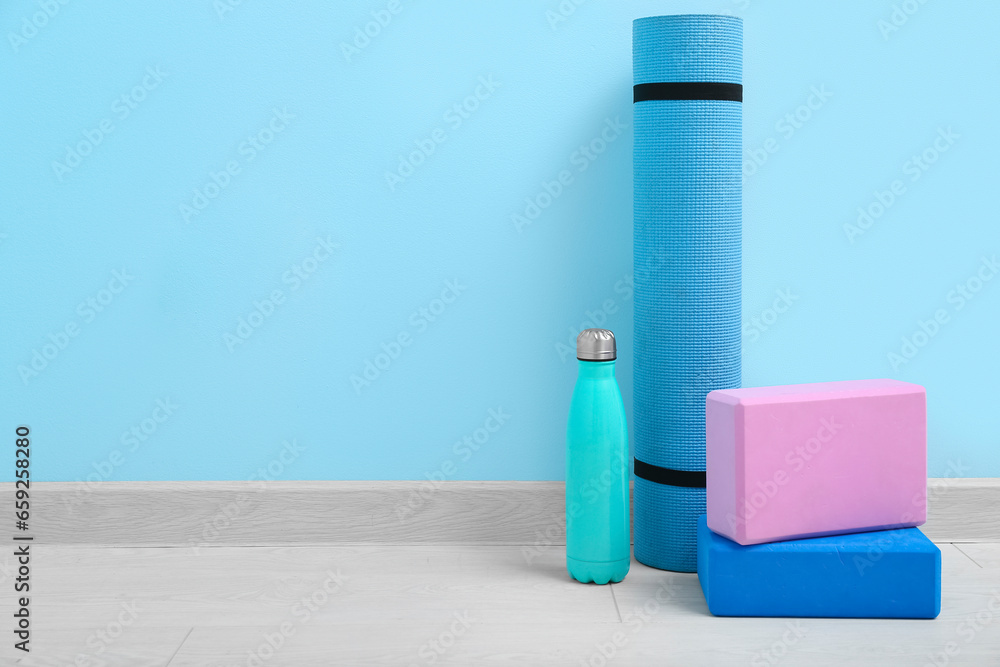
577 328 617 361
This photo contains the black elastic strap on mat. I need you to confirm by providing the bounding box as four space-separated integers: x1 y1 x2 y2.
634 458 706 488
633 81 743 103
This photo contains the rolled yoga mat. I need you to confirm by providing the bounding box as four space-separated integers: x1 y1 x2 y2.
633 14 742 572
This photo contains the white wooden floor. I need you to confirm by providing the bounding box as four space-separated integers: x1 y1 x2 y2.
7 541 1000 666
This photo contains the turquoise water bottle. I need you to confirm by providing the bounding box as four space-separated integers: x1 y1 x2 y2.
566 328 630 584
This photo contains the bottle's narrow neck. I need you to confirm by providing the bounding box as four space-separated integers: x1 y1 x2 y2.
577 359 616 378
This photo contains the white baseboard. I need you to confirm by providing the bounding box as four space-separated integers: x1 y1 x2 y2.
9 478 997 547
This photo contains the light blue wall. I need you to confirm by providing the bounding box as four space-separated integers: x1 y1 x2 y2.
2 0 997 482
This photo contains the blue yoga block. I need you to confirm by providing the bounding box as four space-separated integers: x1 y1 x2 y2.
697 515 940 618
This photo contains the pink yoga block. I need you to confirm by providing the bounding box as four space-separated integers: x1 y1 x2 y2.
706 379 926 546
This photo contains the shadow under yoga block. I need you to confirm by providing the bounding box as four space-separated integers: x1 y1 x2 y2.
706 379 926 546
633 14 743 572
697 516 941 618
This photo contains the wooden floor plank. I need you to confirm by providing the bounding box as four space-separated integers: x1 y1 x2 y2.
166 618 1000 667
11 542 1000 666
953 542 1000 569
1 627 190 667
27 544 620 627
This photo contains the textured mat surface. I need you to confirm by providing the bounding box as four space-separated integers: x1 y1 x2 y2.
633 14 743 572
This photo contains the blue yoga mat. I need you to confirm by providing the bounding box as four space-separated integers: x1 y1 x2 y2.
632 14 742 573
